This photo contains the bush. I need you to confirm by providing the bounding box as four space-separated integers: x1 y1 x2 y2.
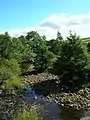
14 109 40 120
0 59 25 92
53 32 87 86
4 75 25 92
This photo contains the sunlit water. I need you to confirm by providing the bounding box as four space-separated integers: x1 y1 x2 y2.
23 87 90 120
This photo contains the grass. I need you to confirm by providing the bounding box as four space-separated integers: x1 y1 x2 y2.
14 108 41 120
4 75 25 93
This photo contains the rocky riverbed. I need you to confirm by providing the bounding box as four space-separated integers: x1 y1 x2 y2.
23 72 59 84
0 92 42 120
0 93 26 120
1 72 90 120
23 73 90 111
0 73 58 120
47 87 90 110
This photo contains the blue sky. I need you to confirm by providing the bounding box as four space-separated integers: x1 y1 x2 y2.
1 0 90 38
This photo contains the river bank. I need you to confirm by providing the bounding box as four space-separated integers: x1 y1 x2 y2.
47 87 90 110
0 91 43 120
23 72 90 111
1 72 90 119
0 93 25 120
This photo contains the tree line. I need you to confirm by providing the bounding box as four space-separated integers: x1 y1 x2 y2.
0 30 90 92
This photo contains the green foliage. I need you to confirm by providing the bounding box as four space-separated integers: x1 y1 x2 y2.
9 37 24 62
46 39 62 55
0 59 24 92
0 31 55 73
14 109 40 120
0 59 20 78
0 32 11 59
53 32 87 86
9 37 35 63
4 75 25 92
0 30 90 89
26 31 55 72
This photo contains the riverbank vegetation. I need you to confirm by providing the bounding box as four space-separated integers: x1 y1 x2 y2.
1 31 90 89
1 31 90 90
1 30 90 118
14 106 41 120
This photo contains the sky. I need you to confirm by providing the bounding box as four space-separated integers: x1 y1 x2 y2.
1 0 90 39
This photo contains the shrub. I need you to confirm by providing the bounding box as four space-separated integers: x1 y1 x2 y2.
4 75 25 92
53 32 87 86
14 109 40 120
0 59 25 92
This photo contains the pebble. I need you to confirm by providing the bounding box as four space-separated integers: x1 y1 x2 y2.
47 87 90 110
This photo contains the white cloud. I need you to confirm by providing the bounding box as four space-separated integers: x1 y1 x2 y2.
2 13 90 39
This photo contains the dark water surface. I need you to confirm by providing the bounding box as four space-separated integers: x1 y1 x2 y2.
23 87 90 120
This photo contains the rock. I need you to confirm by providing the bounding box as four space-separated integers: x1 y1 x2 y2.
84 88 90 94
69 93 73 96
54 100 58 104
66 99 72 104
23 73 90 110
46 87 90 110
69 104 74 107
61 104 64 106
0 90 2 94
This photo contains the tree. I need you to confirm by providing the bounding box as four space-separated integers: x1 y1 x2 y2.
46 39 62 56
0 59 24 91
26 31 55 72
57 30 63 40
9 36 35 63
53 32 87 87
46 31 63 56
9 37 24 62
0 32 11 59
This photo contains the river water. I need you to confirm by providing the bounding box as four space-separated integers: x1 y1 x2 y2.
23 87 90 120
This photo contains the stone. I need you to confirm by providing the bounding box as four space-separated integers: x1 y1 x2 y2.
0 90 2 94
61 104 64 106
69 104 73 107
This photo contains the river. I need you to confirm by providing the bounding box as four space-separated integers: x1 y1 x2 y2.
23 86 90 120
